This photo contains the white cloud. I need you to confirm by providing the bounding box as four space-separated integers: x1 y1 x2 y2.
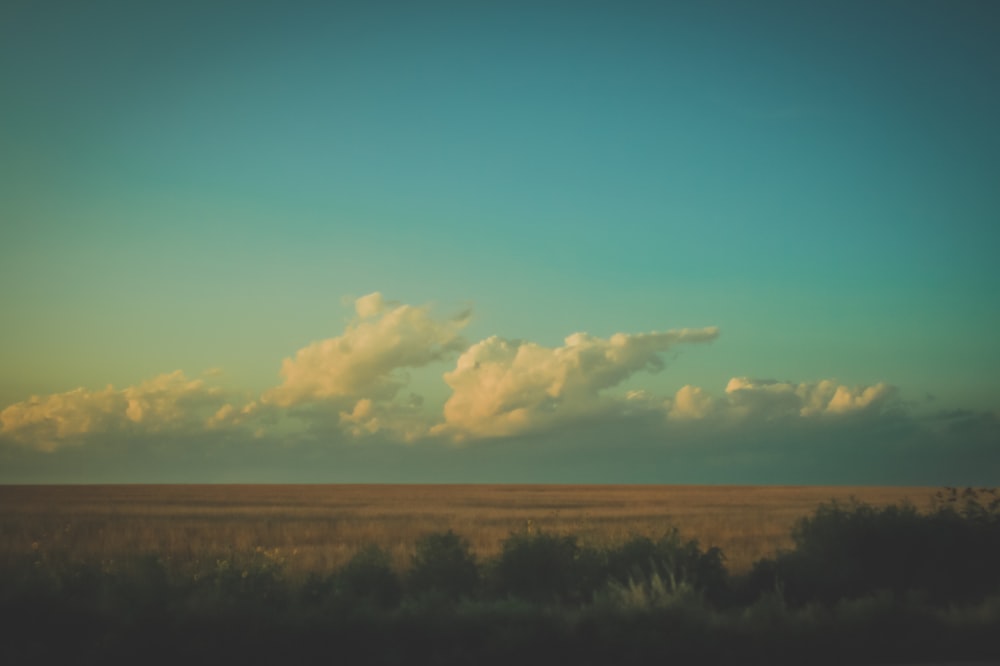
668 385 715 420
0 291 909 459
0 386 122 452
434 327 720 439
122 371 223 426
354 291 388 319
0 371 227 452
263 292 470 408
825 383 896 414
722 377 897 420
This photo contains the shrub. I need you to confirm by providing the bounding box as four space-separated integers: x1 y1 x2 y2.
335 545 402 610
490 531 583 604
407 530 480 601
760 490 1000 606
605 536 662 586
656 529 729 604
604 531 729 606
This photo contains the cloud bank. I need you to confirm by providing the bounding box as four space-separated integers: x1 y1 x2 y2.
0 371 225 452
663 377 898 423
1 292 995 484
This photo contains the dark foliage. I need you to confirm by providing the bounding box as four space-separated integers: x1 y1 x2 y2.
604 530 729 604
334 545 402 610
3 490 1000 664
407 530 480 601
745 488 1000 606
489 530 584 603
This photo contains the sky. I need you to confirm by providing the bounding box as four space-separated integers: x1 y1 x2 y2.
1 0 998 484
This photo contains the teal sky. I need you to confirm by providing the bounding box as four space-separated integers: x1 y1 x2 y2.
1 0 998 484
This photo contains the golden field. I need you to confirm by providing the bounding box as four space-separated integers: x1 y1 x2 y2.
0 484 941 574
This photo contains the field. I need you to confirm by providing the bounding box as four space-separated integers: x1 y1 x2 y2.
3 484 999 664
0 484 939 575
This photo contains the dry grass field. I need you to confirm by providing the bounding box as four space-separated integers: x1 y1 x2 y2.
0 484 941 575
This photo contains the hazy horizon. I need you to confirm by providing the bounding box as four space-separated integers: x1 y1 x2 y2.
2 1 997 484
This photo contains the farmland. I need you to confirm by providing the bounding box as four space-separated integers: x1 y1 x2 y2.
0 484 937 574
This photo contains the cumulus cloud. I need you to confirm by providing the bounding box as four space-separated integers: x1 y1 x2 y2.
722 377 897 420
0 371 227 452
434 327 720 439
668 385 716 420
263 292 470 408
0 291 917 471
653 377 899 427
0 386 122 451
2 283 992 485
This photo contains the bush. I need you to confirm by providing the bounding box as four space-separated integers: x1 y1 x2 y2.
757 489 1000 606
335 545 402 610
604 531 729 606
604 536 661 586
490 531 584 604
407 530 480 601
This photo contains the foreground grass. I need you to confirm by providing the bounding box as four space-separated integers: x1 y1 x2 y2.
5 590 999 665
2 487 998 665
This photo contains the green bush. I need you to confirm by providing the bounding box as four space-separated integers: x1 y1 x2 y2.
752 489 1000 606
335 545 402 610
407 530 480 601
604 535 661 585
604 530 729 605
490 531 584 604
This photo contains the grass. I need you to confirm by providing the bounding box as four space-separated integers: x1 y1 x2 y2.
0 484 936 576
1 485 997 665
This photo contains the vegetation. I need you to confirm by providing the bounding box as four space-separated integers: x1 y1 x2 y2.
1 485 998 664
0 483 937 574
407 529 480 601
744 486 1000 606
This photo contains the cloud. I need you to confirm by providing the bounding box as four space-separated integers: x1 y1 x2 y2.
668 385 716 420
720 377 897 420
339 394 429 442
7 291 986 487
657 377 899 426
434 327 720 439
0 371 227 452
0 386 122 452
263 292 471 408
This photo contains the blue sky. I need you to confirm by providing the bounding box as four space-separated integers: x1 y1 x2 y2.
1 0 998 483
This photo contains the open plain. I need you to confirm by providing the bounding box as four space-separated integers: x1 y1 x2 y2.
0 484 941 574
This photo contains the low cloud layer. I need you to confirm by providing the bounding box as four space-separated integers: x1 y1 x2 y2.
1 293 995 484
665 378 898 422
436 328 719 439
0 371 226 452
